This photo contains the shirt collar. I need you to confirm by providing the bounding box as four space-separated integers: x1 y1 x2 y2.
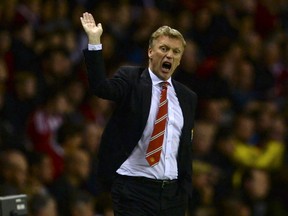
148 68 172 87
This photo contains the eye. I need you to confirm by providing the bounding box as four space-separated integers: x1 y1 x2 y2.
160 46 168 52
173 49 181 55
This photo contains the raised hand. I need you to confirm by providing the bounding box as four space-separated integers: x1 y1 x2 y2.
80 12 103 45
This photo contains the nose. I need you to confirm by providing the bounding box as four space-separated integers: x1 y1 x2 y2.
166 50 174 58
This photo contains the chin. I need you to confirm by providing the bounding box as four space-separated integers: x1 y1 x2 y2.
163 73 172 80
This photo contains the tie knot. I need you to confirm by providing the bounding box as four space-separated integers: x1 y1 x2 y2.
161 81 169 89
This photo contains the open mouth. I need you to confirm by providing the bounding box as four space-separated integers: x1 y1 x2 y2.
162 62 172 72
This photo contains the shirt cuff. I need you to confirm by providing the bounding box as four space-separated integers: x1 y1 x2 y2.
88 44 102 51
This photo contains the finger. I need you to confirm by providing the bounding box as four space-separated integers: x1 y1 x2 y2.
80 14 88 25
80 17 85 26
83 12 91 22
88 13 96 23
84 12 94 23
82 13 93 26
80 13 85 21
80 14 86 24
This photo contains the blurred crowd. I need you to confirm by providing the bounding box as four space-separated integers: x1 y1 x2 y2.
0 0 288 215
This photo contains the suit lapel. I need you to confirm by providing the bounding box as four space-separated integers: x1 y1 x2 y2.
173 80 189 129
140 69 152 131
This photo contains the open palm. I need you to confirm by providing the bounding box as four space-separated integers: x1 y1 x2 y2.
80 12 103 43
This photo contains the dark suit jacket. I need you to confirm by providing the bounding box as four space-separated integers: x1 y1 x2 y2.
83 50 197 195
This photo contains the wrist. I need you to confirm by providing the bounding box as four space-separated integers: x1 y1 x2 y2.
88 37 101 45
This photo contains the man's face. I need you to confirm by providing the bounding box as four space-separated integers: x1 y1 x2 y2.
148 35 184 81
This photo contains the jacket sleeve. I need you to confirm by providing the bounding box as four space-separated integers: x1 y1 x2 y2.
83 49 131 101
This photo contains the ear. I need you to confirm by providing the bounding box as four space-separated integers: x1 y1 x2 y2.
148 48 152 59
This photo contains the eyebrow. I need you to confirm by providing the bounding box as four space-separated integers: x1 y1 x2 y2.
160 44 182 51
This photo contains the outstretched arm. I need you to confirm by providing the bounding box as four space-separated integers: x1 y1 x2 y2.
80 12 103 45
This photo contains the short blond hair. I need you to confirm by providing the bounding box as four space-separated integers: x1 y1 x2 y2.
149 26 186 48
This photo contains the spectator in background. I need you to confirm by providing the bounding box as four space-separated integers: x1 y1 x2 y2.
189 160 217 215
51 120 84 178
0 27 14 92
231 59 257 112
270 114 287 143
56 121 84 155
240 169 287 216
39 46 74 93
231 111 285 172
26 89 71 178
80 96 113 127
199 99 228 125
272 157 288 215
253 101 278 139
174 40 199 92
0 59 14 149
100 32 121 77
64 78 86 110
26 151 54 196
0 59 8 95
0 59 8 87
0 150 28 195
49 149 91 216
10 20 38 72
232 113 256 145
62 78 86 123
13 0 41 29
28 193 58 216
83 122 103 155
193 120 217 162
83 122 104 196
68 190 95 216
217 195 251 216
211 127 237 201
3 71 38 150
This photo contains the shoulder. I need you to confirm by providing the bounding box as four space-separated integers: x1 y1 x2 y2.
114 66 147 80
173 79 197 99
117 66 146 75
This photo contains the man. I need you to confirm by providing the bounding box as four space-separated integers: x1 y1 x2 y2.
80 12 197 216
0 150 28 195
